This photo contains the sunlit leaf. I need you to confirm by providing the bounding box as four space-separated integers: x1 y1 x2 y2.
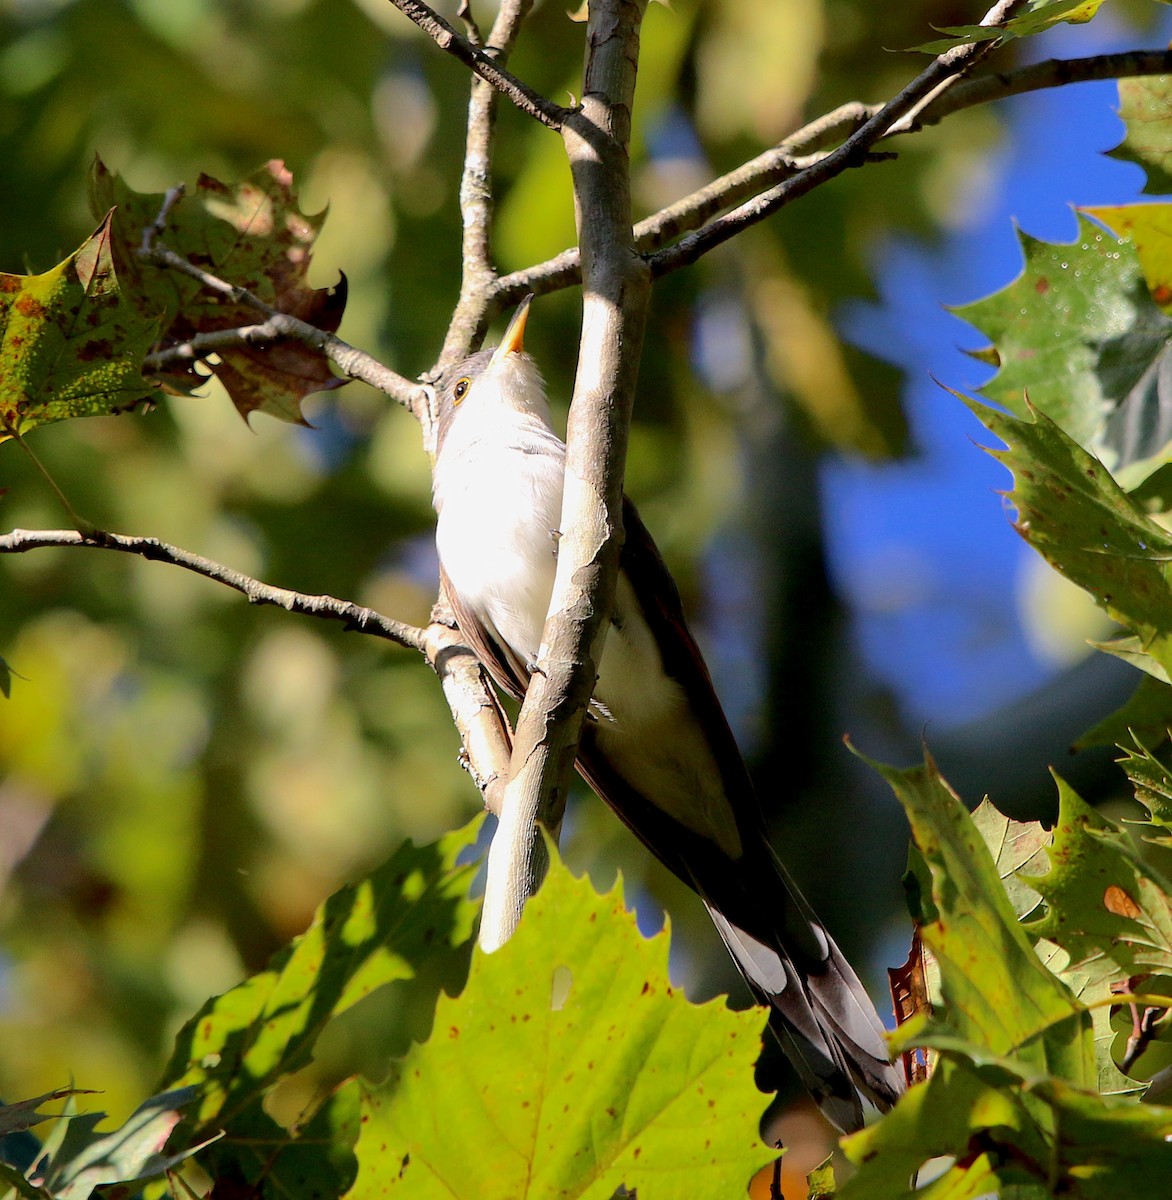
969 797 1048 921
349 851 772 1200
952 218 1172 487
858 750 1090 1078
0 213 159 440
30 1088 200 1200
910 0 1106 52
1118 738 1172 842
161 818 483 1131
1109 76 1172 196
962 392 1172 680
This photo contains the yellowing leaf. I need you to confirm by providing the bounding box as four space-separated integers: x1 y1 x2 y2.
350 853 772 1200
1084 203 1172 311
0 213 159 440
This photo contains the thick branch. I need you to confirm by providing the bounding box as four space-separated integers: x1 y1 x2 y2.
480 0 652 953
386 0 567 130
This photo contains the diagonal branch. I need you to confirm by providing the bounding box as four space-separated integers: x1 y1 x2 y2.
646 0 1029 277
0 527 428 649
140 243 426 418
492 14 1172 296
917 47 1172 126
385 0 567 131
0 526 515 817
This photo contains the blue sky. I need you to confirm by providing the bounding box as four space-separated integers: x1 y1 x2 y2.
824 14 1169 727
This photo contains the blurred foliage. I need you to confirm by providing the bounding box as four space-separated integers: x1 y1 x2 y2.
3 2 1172 1195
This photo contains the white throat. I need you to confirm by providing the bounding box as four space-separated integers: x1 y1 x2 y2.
433 359 566 665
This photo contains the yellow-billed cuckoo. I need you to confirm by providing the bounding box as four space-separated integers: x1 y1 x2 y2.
432 297 904 1131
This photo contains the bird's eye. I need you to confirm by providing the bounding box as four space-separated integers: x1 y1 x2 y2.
452 377 471 404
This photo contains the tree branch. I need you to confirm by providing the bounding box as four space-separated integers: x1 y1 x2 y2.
494 11 1172 296
429 0 538 454
917 47 1172 127
479 0 653 953
139 243 427 419
0 527 426 647
646 0 1029 276
0 526 516 818
385 0 568 131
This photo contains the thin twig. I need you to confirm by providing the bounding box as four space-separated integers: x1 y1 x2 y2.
0 526 519 817
433 0 538 435
647 0 1029 276
139 243 425 417
143 322 290 370
0 528 428 649
497 13 1172 296
918 47 1172 127
386 0 567 130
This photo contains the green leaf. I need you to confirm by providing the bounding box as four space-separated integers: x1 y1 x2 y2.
1018 775 1170 1093
969 797 1048 921
1076 674 1172 752
840 1056 1172 1199
857 749 1090 1078
161 818 483 1133
1088 634 1170 684
806 1155 836 1198
0 213 159 440
194 1084 360 1200
951 217 1172 487
837 1060 1032 1200
0 654 12 699
1024 775 1172 986
350 851 772 1200
910 0 1106 53
89 158 347 425
1019 1076 1172 1196
1118 738 1172 841
1108 76 1172 196
963 394 1172 680
31 1088 199 1200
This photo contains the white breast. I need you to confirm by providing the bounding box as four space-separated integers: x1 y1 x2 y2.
434 412 566 665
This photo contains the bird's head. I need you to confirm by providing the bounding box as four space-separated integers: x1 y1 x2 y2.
434 295 549 453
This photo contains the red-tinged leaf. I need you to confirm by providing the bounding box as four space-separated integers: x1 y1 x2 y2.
89 158 347 425
205 273 348 425
0 213 159 439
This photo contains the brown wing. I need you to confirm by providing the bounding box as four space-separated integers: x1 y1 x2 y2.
438 564 531 703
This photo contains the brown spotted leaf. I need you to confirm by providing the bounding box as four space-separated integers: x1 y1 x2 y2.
89 157 346 424
1023 775 1172 992
0 213 159 440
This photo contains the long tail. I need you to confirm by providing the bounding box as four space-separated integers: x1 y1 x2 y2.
700 845 904 1132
